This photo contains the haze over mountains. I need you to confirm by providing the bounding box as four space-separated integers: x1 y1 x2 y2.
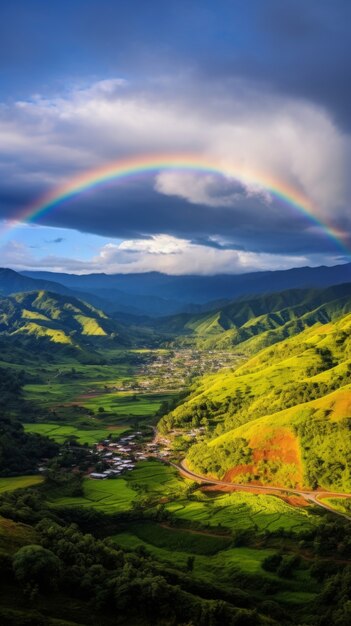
15 261 351 316
2 263 351 357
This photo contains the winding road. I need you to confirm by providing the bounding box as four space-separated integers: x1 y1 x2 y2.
166 459 351 520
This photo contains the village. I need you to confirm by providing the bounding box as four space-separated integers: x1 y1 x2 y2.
89 432 146 479
87 425 206 480
115 349 242 393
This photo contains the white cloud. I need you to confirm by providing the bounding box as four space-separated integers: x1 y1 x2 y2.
155 171 272 208
0 234 340 276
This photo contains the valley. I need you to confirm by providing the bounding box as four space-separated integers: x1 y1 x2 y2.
0 271 351 625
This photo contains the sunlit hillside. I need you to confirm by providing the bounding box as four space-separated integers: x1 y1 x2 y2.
159 312 351 491
158 283 351 352
0 291 116 344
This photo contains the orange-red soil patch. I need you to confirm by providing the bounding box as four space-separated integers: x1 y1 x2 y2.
222 428 303 488
250 428 300 466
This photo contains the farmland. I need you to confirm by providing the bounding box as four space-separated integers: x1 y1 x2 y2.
49 476 136 513
24 422 129 445
0 475 44 494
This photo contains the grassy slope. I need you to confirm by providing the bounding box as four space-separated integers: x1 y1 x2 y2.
0 290 118 344
158 283 351 352
48 476 136 513
166 312 351 490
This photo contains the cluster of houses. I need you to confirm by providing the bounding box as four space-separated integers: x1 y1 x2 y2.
89 432 148 480
87 418 209 481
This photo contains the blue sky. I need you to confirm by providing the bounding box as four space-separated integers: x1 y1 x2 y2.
0 0 350 274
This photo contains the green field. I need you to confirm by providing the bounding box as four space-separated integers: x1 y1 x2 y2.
49 476 137 513
127 459 188 495
24 422 129 445
126 461 316 534
25 376 176 423
0 475 43 494
165 491 316 534
78 391 175 416
113 530 280 578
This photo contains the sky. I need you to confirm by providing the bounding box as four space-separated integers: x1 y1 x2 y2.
0 0 350 275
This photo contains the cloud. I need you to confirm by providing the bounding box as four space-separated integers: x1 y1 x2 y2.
155 171 272 208
0 235 344 276
0 75 350 260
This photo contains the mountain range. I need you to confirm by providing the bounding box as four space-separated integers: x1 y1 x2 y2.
20 262 351 316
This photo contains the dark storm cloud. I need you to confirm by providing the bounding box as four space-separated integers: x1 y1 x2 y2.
0 0 350 128
0 177 345 257
253 1 351 130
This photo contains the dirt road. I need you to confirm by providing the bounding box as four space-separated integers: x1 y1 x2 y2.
168 460 351 520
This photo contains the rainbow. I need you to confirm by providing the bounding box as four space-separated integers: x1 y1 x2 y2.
3 153 350 254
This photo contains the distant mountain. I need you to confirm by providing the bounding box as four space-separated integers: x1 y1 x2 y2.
0 268 74 297
22 262 351 306
0 267 116 314
14 269 203 316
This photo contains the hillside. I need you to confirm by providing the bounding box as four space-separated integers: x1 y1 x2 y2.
0 290 122 346
157 282 351 351
159 311 351 492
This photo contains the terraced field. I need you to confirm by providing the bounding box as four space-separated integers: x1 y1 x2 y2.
112 530 275 576
127 459 187 494
165 491 317 533
126 461 317 534
49 476 136 513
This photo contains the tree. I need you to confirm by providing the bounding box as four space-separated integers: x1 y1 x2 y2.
13 545 61 590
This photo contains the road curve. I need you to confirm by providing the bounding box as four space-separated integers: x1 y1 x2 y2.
166 459 351 520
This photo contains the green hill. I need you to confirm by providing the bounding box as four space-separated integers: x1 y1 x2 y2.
160 311 351 492
0 290 121 346
157 283 351 352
